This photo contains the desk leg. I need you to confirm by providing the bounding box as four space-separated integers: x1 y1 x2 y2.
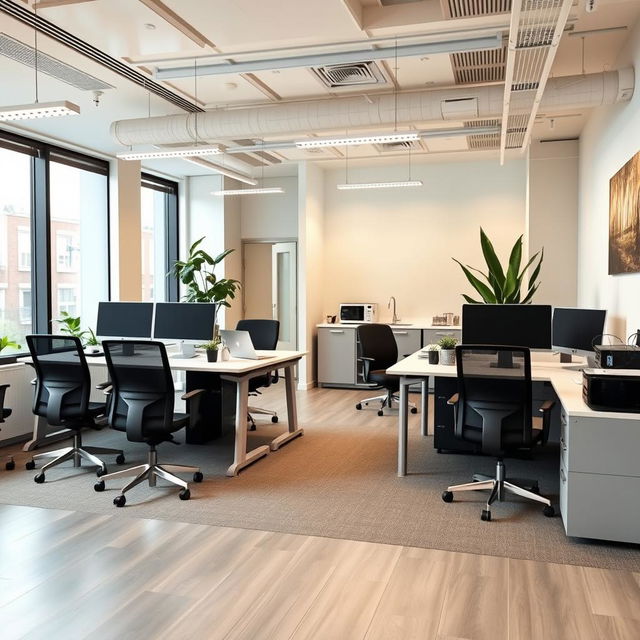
420 378 428 437
270 363 305 451
398 378 409 477
22 415 72 452
226 378 270 477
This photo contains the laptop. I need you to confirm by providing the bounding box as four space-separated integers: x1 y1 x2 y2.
220 329 271 360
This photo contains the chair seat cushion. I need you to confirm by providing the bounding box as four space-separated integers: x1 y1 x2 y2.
368 370 400 391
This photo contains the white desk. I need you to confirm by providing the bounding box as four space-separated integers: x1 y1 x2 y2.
22 349 305 477
387 351 640 544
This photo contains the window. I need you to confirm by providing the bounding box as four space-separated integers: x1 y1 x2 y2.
56 232 80 272
0 285 6 322
141 174 179 302
57 286 78 316
19 286 31 325
17 226 31 271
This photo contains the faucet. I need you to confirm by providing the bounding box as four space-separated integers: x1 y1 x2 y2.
388 296 400 324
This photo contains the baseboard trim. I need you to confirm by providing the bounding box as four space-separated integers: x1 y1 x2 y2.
297 381 316 391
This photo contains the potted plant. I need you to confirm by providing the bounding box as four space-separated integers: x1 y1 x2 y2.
0 336 21 357
170 238 241 324
424 343 441 365
453 228 543 304
438 336 458 366
200 338 221 362
57 311 87 342
84 327 100 353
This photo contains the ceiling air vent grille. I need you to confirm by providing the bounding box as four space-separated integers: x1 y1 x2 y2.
451 47 506 84
468 133 500 150
312 61 386 88
512 81 539 91
464 119 501 128
445 0 511 18
0 33 113 91
375 139 421 153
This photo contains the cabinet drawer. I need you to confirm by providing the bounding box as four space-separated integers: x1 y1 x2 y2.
423 328 461 347
318 328 356 385
392 329 421 360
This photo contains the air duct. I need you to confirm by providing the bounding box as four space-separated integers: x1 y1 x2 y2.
111 69 633 147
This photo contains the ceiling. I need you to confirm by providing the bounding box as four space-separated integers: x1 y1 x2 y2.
0 0 638 179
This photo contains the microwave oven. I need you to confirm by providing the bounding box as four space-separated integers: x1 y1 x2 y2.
339 303 377 324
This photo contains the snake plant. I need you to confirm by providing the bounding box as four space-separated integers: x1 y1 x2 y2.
453 228 543 304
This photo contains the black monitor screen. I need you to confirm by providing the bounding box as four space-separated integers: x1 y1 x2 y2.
153 303 216 341
96 302 153 338
552 307 606 354
462 304 552 349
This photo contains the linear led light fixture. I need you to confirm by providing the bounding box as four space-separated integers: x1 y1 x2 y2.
184 157 258 185
336 181 423 190
212 187 285 196
296 132 419 149
117 145 222 160
0 100 80 121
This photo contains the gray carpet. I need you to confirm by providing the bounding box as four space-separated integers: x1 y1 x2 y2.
1 402 639 571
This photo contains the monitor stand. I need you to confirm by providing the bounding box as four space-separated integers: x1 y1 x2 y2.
171 341 196 359
560 353 573 363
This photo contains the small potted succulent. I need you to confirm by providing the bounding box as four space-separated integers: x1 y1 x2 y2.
438 336 458 366
201 337 221 362
424 343 441 365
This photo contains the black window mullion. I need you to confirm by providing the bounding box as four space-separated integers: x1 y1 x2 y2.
32 149 51 334
166 192 179 302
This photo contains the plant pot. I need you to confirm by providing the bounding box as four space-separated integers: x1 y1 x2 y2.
206 349 218 363
428 350 440 365
440 349 455 366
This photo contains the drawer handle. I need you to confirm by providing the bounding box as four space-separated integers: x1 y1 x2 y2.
435 332 454 336
329 330 344 334
393 331 408 335
560 437 567 452
560 467 566 482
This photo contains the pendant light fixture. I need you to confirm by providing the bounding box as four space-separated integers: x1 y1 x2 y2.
118 58 220 161
0 3 80 122
212 138 285 196
336 40 422 191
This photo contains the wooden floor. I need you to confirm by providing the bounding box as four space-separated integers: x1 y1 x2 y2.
1 504 639 640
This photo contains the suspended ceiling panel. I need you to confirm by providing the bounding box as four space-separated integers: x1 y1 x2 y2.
167 74 268 107
254 67 340 99
382 54 456 89
424 135 469 152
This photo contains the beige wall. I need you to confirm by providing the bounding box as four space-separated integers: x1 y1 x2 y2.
243 243 273 319
528 140 579 307
241 176 298 240
322 159 528 323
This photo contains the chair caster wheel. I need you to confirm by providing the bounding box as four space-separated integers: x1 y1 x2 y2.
249 424 257 432
5 459 15 471
25 460 36 470
271 416 278 423
193 472 203 483
115 454 125 465
179 489 191 501
442 491 453 503
410 407 418 414
113 495 126 507
377 410 384 416
481 509 491 521
34 473 45 484
94 480 105 492
355 403 362 410
543 505 555 518
96 466 107 477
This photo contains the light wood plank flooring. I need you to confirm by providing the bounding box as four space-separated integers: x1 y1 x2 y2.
0 504 639 640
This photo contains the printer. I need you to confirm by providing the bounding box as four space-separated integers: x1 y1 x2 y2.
583 368 640 412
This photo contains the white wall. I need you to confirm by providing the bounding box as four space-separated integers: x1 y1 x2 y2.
578 22 640 338
241 176 298 239
528 140 579 307
322 158 528 322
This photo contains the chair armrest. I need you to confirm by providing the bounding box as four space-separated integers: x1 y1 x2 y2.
31 378 37 385
539 400 555 413
0 384 8 410
95 381 111 390
447 393 459 405
181 389 205 401
361 357 374 383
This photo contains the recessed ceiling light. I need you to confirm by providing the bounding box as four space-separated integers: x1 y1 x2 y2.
144 23 156 30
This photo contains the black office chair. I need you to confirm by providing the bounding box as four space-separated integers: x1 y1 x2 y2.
94 341 203 506
25 335 124 483
0 383 15 470
355 324 417 416
236 319 280 429
441 345 555 521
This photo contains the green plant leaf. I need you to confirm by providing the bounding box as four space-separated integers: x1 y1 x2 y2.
528 249 544 290
502 235 523 300
521 282 539 304
480 227 506 292
453 258 497 303
188 237 205 255
462 294 481 304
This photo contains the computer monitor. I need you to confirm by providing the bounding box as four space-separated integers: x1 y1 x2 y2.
462 304 552 349
552 307 606 362
96 302 154 338
153 302 217 358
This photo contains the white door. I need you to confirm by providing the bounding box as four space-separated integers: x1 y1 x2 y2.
272 242 297 350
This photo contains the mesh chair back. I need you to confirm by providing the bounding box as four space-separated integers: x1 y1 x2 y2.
236 319 280 350
102 341 175 442
357 324 398 371
455 345 533 453
26 335 90 426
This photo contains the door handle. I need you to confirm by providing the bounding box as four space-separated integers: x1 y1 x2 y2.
393 331 408 335
330 330 344 334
